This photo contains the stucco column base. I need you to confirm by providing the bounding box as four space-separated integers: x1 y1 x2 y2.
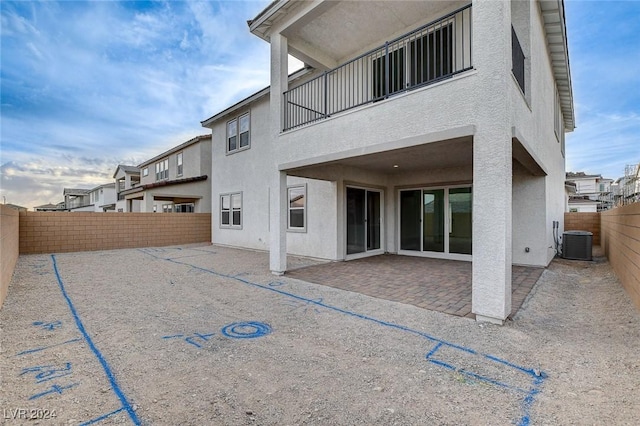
475 314 505 325
271 270 285 277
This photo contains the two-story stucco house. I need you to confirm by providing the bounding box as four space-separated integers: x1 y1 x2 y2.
118 135 212 213
62 184 116 212
113 165 142 212
202 0 575 324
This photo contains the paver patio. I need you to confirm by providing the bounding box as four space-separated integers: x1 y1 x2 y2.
287 254 543 319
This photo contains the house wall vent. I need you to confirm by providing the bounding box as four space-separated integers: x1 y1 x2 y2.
562 231 593 261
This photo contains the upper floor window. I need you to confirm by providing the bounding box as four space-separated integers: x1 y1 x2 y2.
155 158 169 181
287 185 306 232
143 167 149 177
554 88 565 157
177 152 183 177
227 113 250 153
511 26 525 94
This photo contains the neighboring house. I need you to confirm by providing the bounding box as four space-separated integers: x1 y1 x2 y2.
565 172 614 211
564 180 576 212
118 135 212 213
113 165 142 212
567 197 599 213
63 184 117 212
34 202 65 212
3 203 27 212
202 0 575 324
89 183 117 212
63 188 92 211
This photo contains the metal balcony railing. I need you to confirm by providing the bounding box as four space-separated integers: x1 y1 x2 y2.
283 4 473 131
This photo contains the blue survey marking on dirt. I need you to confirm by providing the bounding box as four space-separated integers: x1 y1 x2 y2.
221 321 272 339
163 332 216 348
79 407 125 426
29 382 79 400
16 337 82 356
32 320 63 330
21 363 73 384
50 255 141 425
139 248 547 425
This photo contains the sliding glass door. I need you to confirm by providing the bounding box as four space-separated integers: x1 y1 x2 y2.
347 187 382 256
399 186 472 258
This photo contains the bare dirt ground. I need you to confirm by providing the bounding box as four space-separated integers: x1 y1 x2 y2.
1 244 638 425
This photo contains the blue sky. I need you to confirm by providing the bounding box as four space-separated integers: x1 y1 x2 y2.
1 0 639 209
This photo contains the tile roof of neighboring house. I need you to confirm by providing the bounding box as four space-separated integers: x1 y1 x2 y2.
138 135 212 168
4 203 27 211
113 164 140 178
568 198 599 204
34 203 59 209
566 172 601 179
119 175 208 197
63 188 91 196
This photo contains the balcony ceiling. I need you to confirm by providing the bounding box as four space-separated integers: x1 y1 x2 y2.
284 137 473 179
281 1 467 67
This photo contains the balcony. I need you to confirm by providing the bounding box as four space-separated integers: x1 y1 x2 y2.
283 4 472 131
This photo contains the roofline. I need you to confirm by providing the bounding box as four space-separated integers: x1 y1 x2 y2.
138 134 211 168
248 0 290 42
112 165 140 179
539 0 575 131
201 67 313 128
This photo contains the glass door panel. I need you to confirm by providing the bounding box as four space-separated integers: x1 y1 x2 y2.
346 188 366 255
423 189 445 252
400 190 421 251
449 187 472 254
367 191 381 251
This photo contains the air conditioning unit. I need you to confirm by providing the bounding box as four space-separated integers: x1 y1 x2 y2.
562 231 593 261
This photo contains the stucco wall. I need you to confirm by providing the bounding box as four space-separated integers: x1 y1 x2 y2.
210 97 339 260
19 212 211 254
564 212 600 246
1 205 20 308
601 203 640 311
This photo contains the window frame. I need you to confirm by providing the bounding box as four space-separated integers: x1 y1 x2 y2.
142 167 149 177
176 152 183 177
155 158 169 181
226 112 251 154
220 192 242 229
287 184 307 232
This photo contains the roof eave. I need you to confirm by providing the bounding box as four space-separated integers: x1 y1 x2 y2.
539 0 575 131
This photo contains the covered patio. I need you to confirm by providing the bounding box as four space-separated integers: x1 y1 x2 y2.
287 254 543 319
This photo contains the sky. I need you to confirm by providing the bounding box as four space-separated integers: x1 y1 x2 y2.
1 0 639 209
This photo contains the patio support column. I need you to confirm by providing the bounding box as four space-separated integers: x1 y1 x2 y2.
269 171 287 274
471 0 512 324
269 33 288 275
143 192 154 213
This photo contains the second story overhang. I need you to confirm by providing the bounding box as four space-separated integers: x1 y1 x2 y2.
249 0 469 70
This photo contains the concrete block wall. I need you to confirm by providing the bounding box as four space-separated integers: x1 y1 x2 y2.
1 205 20 308
564 212 600 246
19 212 212 254
601 203 640 311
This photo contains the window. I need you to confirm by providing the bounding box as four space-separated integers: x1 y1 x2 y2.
227 113 250 153
220 193 242 228
175 203 194 213
512 26 526 94
163 204 173 213
554 88 565 156
143 167 149 177
155 158 169 180
177 152 183 177
288 185 306 231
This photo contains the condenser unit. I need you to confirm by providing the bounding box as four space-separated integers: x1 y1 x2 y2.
562 231 593 261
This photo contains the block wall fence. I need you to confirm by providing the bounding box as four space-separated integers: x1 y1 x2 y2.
601 203 640 311
1 205 20 308
564 212 600 245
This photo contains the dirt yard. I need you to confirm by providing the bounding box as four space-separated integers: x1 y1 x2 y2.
1 245 638 425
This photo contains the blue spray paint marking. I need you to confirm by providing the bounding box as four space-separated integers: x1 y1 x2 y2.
28 382 79 400
21 363 73 384
268 281 285 287
162 334 185 339
79 407 125 426
32 320 63 330
163 332 215 348
17 337 82 356
139 249 546 425
221 322 271 339
51 255 140 425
